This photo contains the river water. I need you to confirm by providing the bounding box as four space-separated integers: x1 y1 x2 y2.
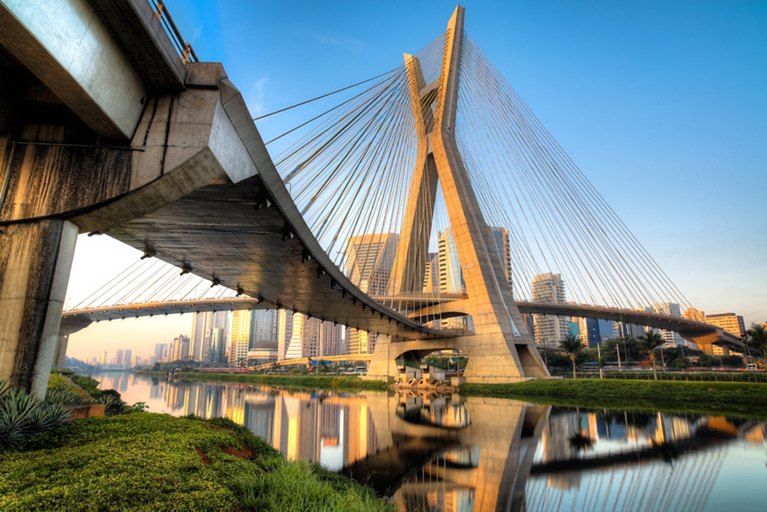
94 372 766 511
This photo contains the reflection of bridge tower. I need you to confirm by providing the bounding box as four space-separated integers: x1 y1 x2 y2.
351 393 550 511
368 6 548 382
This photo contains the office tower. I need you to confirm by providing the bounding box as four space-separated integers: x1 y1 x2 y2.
577 317 614 348
209 328 226 365
153 343 169 364
683 307 706 322
531 272 569 346
705 312 746 337
230 310 252 367
489 226 512 288
345 233 398 296
285 313 320 359
190 311 228 363
438 228 464 294
423 252 439 293
99 351 107 366
170 334 190 361
251 310 278 348
651 303 687 346
123 349 132 369
115 349 124 367
319 321 344 356
277 309 294 360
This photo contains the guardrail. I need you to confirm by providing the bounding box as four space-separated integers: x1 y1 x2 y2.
148 0 199 63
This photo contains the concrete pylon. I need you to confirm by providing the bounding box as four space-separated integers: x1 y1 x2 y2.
370 5 549 382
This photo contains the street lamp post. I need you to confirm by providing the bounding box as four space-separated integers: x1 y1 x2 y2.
616 345 622 371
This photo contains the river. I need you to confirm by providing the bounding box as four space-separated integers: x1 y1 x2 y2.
93 372 766 511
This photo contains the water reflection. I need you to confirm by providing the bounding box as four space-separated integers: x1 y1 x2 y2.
94 373 767 511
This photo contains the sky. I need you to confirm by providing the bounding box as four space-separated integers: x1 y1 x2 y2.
66 0 766 361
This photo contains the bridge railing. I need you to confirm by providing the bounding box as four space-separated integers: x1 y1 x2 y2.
148 0 199 63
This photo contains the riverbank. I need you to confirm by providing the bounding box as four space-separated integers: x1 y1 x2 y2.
0 413 390 511
140 371 387 392
460 379 767 417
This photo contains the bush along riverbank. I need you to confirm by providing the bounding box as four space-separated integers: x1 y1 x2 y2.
0 414 391 511
143 371 388 392
460 379 767 418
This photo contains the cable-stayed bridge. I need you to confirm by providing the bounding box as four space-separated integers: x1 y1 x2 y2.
0 2 738 394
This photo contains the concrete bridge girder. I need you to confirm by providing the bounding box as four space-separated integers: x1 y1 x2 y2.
0 61 258 394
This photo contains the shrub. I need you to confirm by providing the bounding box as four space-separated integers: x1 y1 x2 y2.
0 381 71 449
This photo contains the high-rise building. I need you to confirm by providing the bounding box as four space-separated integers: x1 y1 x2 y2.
99 351 107 366
230 310 252 367
531 272 569 346
705 312 746 337
251 310 278 348
285 313 320 359
153 343 169 364
277 309 294 360
577 317 614 348
613 321 644 340
438 228 464 294
170 334 190 361
123 349 132 369
489 226 512 288
345 233 398 296
683 307 706 322
319 322 345 356
423 252 439 293
209 328 227 365
191 310 229 363
650 303 686 347
345 233 398 353
115 349 124 367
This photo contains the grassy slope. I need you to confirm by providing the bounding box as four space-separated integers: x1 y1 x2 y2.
460 379 767 417
0 414 390 512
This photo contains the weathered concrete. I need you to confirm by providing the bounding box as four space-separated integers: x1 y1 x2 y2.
0 0 146 139
0 220 77 395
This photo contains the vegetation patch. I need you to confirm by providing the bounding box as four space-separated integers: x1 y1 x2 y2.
460 379 767 418
158 372 388 392
0 414 391 511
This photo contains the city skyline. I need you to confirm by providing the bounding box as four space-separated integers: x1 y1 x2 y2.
64 1 766 361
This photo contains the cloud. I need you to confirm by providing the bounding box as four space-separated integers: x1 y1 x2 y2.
246 74 269 116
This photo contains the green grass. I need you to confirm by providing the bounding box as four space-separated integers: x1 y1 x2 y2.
460 379 767 418
153 372 388 392
0 413 391 511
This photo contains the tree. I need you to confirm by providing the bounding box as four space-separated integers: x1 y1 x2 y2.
745 323 767 360
640 331 665 380
559 334 583 379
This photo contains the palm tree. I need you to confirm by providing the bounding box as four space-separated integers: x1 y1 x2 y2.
640 331 665 380
560 334 583 379
746 323 767 361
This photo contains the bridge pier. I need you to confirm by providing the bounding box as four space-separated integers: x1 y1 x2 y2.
366 333 549 384
0 220 78 395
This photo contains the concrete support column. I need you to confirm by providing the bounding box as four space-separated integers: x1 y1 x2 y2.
53 334 70 370
0 220 78 396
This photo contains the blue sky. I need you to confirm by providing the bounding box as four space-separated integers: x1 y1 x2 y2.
67 0 766 359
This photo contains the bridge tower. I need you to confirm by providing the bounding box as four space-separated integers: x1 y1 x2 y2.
368 6 549 382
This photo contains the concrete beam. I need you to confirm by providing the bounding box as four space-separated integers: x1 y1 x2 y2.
0 0 146 139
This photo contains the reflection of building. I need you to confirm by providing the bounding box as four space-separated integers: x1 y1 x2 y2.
705 312 746 337
532 273 568 345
